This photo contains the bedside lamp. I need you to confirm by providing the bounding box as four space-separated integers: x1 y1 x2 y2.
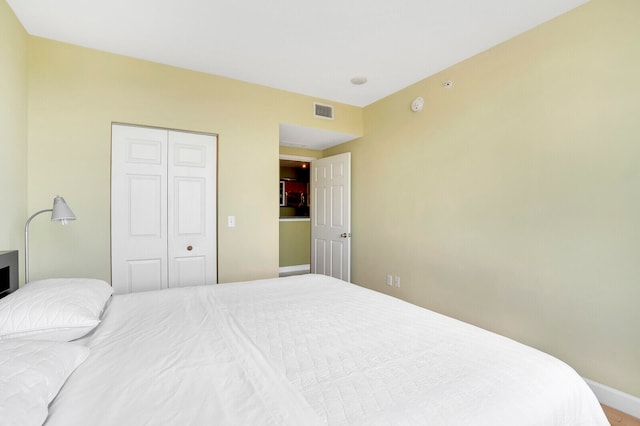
25 195 76 283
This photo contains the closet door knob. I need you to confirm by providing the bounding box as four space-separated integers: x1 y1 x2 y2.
187 245 193 251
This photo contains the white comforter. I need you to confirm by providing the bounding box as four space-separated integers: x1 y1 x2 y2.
46 274 608 425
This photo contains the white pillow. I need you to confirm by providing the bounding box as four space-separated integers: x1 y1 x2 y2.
0 339 89 426
0 278 113 342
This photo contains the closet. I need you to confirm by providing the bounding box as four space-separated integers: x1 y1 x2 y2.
111 124 217 294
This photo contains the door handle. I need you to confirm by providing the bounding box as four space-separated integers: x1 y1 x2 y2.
187 245 193 251
339 233 351 238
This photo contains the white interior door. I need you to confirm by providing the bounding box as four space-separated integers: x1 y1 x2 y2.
311 152 351 282
111 124 217 294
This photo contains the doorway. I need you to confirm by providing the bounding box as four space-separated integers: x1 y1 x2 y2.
278 123 357 280
279 154 315 276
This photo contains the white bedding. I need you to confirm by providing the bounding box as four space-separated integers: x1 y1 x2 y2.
46 274 607 425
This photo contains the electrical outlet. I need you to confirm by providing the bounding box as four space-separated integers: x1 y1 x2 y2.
227 216 236 227
394 276 401 288
386 275 393 286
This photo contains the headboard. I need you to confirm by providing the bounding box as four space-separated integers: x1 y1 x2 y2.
0 250 19 298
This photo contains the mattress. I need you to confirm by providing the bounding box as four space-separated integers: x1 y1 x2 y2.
46 274 608 425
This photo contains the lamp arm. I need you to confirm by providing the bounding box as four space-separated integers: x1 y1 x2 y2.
24 209 53 283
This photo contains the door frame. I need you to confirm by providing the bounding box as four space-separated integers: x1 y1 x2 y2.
279 154 317 163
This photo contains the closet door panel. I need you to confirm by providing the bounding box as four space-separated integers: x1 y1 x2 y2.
168 131 217 288
111 124 168 294
175 177 205 235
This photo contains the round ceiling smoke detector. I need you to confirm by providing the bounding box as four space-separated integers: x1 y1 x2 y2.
350 76 368 85
411 97 424 112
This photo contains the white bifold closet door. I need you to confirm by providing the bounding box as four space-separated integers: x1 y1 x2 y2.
111 124 217 294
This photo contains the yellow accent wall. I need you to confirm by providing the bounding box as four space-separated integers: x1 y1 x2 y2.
25 37 362 284
326 0 640 397
0 1 27 274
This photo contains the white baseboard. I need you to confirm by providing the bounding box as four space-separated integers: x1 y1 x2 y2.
585 378 640 419
279 264 310 276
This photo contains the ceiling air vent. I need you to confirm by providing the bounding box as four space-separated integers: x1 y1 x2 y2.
314 102 334 120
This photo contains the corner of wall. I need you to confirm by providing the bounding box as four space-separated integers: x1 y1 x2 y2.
0 0 28 282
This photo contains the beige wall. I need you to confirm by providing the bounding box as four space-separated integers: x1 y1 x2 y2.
326 0 640 397
279 145 322 159
26 37 362 284
279 220 311 267
0 1 27 274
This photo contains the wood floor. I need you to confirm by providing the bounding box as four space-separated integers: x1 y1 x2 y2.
603 405 640 426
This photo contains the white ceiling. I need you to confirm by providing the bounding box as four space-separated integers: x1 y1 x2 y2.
8 0 588 150
8 0 588 109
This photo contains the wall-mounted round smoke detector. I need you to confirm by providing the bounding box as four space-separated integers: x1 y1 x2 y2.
411 97 424 112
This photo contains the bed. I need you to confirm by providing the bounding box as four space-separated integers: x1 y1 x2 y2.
0 274 608 425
